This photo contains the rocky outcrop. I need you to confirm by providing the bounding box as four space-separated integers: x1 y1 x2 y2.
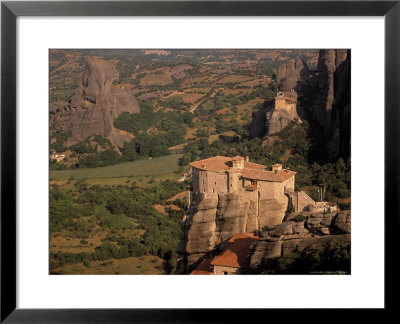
277 56 310 91
50 60 140 147
265 109 295 135
311 49 351 159
251 57 308 138
251 107 299 138
181 191 289 269
247 210 351 271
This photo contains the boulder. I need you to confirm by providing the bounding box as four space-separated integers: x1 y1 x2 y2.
269 221 295 237
248 240 283 269
332 211 351 234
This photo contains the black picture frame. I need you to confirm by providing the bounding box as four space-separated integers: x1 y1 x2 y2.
1 0 399 322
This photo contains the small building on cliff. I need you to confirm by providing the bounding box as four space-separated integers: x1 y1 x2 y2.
274 90 298 116
265 89 300 135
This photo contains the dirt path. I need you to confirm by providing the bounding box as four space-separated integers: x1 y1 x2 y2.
189 89 221 113
189 96 208 113
115 128 135 138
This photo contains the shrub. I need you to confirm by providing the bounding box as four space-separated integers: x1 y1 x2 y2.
294 214 307 222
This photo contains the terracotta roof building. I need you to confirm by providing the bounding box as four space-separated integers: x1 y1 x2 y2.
190 156 265 173
189 258 215 275
190 233 259 275
190 155 296 200
186 155 319 272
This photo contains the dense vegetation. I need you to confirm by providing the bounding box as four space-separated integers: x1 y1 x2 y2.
114 101 161 135
50 179 187 274
257 238 351 274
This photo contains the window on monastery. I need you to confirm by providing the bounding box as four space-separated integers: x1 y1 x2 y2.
251 180 257 186
212 188 215 193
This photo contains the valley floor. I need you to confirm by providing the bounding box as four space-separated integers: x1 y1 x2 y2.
50 154 182 180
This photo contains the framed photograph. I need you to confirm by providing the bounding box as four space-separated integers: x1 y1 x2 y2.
1 0 398 321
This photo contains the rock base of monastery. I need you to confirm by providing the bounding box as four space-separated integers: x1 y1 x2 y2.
182 190 289 270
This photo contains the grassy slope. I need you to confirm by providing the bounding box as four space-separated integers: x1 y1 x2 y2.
50 154 182 180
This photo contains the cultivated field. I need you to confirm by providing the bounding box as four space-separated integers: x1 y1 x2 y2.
50 154 182 180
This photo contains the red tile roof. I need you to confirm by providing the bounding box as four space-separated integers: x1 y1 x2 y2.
210 233 259 269
242 168 296 182
190 156 265 173
190 258 214 275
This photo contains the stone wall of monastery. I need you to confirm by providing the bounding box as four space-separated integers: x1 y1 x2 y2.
213 265 240 275
193 168 229 199
283 176 295 191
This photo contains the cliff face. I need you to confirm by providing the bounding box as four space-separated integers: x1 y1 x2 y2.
251 50 350 160
181 191 288 270
249 57 307 138
265 107 298 136
311 49 351 159
277 57 310 91
50 60 140 147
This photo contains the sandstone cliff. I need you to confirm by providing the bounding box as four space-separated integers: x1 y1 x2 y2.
180 191 289 270
265 106 299 136
310 49 351 159
50 60 140 147
251 92 300 137
277 56 310 91
250 57 307 138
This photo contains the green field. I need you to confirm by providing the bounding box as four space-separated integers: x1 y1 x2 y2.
50 154 182 180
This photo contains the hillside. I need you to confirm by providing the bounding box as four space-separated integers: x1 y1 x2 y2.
49 49 350 275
